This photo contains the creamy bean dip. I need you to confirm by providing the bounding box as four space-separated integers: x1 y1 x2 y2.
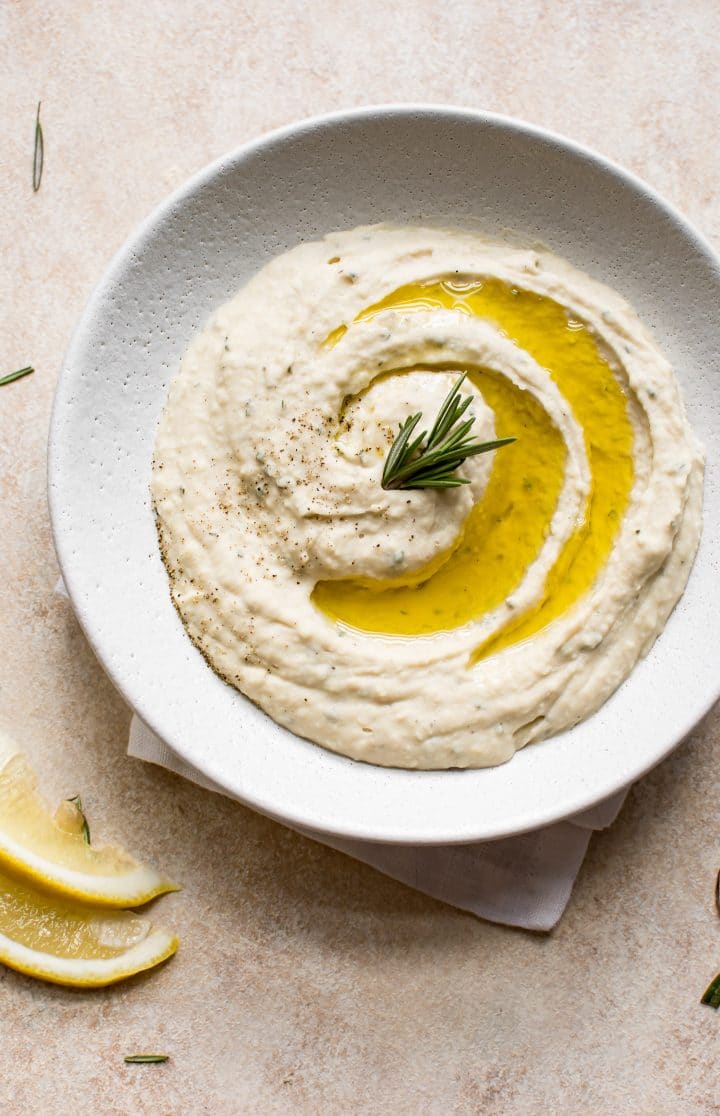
152 225 704 768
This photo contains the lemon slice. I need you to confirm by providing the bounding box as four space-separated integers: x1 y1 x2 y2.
0 734 178 907
0 864 177 987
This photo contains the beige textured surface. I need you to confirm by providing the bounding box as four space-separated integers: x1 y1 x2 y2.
1 2 719 1112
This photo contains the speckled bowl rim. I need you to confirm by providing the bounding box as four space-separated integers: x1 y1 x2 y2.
48 104 720 844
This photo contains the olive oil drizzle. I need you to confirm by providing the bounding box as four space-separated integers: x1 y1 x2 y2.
313 279 635 660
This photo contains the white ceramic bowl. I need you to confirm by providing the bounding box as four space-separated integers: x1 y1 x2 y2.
49 105 720 843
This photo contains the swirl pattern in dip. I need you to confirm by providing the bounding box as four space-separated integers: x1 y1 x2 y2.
152 225 704 768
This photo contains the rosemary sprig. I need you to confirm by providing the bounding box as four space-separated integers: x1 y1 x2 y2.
124 1054 169 1064
33 101 44 193
65 795 91 844
0 366 34 387
381 373 515 490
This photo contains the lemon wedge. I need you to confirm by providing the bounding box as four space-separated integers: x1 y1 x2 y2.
0 863 177 987
0 734 178 907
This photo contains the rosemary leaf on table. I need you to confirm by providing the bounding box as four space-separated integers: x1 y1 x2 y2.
124 1054 170 1064
33 101 44 192
0 366 34 387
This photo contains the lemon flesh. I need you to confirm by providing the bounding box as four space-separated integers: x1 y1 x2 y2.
0 736 178 908
0 864 177 987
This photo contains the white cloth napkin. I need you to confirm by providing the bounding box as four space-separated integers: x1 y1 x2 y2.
128 715 626 931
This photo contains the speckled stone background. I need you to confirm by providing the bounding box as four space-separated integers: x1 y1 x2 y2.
1 2 719 1112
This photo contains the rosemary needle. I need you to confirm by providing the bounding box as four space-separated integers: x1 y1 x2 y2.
701 971 720 1010
0 366 34 387
700 870 720 1008
65 795 91 844
124 1054 170 1064
33 101 44 193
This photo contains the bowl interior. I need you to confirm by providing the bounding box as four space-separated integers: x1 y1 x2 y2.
49 106 720 842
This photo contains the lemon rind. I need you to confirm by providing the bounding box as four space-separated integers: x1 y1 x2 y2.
0 835 179 908
0 926 178 987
